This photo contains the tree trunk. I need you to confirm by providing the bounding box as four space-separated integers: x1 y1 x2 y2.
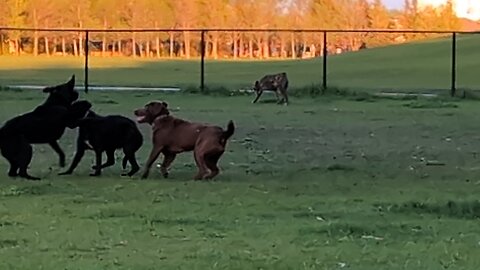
33 31 39 56
233 32 238 59
78 37 83 57
53 38 58 55
169 32 174 58
290 32 295 59
146 41 150 58
280 34 286 58
239 35 244 58
118 39 122 56
248 38 253 59
15 39 19 56
78 33 83 57
61 36 66 56
73 39 78 56
44 36 50 56
156 36 160 58
132 32 136 58
183 31 190 59
33 9 38 56
155 21 160 58
262 36 269 59
212 33 218 60
102 17 107 57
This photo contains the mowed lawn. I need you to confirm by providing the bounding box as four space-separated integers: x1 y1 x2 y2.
1 33 480 93
0 90 480 269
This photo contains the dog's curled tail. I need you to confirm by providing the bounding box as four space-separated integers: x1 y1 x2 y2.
223 120 235 140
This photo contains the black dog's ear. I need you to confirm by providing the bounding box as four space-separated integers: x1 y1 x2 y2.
254 81 260 88
67 75 75 89
162 101 168 108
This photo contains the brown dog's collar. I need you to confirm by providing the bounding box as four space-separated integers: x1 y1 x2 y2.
151 114 169 128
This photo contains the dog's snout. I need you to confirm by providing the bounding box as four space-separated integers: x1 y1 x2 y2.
134 109 143 116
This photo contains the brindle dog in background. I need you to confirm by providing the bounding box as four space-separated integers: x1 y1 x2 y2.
252 72 289 105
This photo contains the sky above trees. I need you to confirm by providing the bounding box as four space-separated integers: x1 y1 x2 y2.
384 0 403 9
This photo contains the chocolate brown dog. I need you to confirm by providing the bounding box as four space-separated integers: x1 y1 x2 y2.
134 101 234 180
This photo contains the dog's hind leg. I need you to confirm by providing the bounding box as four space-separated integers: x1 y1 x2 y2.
2 151 20 177
49 141 66 167
283 93 289 105
122 143 141 177
204 150 223 180
2 138 24 178
125 155 140 177
121 154 140 177
90 150 103 176
7 159 19 178
160 151 176 178
18 143 40 180
193 150 209 180
274 91 282 103
122 156 128 170
92 149 115 170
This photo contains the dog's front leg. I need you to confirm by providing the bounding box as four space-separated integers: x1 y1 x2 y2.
160 152 177 178
49 141 66 167
90 150 103 176
252 90 263 103
141 146 163 179
59 143 86 175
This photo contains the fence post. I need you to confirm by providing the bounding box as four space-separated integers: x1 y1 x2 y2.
200 30 206 92
84 30 90 93
450 32 457 97
322 31 328 91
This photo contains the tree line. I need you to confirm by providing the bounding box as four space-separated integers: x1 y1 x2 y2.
0 0 460 58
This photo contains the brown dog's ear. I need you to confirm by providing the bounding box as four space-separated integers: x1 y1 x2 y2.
162 101 168 108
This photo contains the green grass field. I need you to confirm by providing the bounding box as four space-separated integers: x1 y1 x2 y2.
1 89 480 269
1 33 480 94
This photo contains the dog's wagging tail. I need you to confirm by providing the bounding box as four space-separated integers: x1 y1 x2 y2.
223 120 235 140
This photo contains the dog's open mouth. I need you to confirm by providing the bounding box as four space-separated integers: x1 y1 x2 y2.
136 115 146 123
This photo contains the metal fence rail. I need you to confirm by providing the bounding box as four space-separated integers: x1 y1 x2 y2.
1 27 478 96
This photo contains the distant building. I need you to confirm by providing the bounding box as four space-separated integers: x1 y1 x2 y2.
417 0 480 21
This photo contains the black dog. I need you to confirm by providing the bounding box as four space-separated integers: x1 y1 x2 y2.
60 102 143 177
0 75 79 180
